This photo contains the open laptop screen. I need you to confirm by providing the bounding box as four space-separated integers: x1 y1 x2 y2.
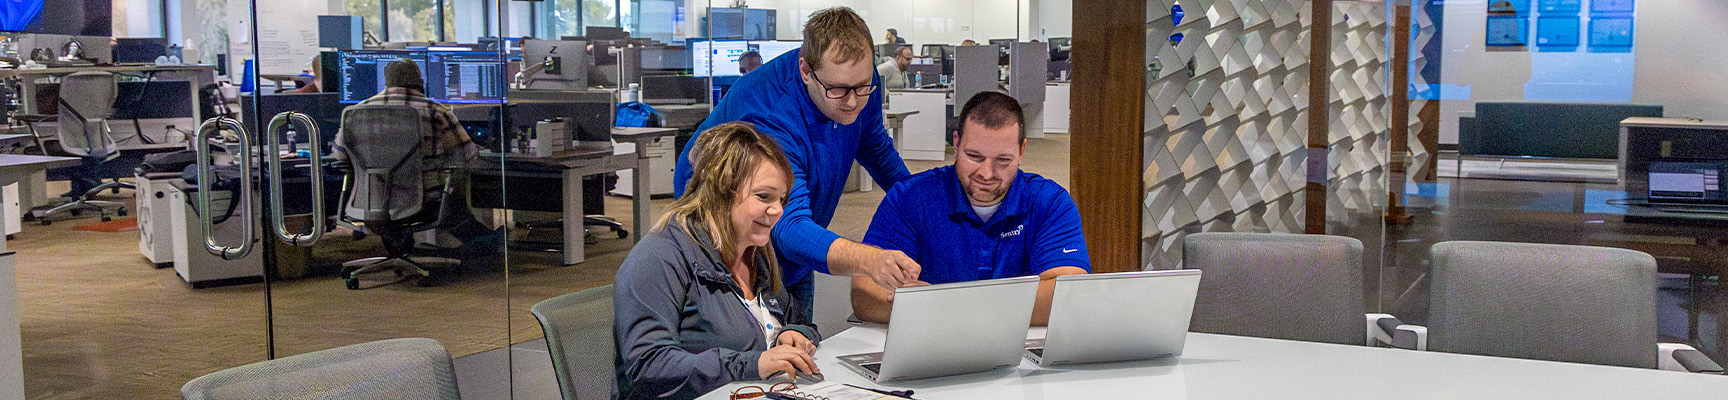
1649 161 1728 205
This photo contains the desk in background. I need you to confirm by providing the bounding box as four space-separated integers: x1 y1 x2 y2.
8 65 218 146
472 127 678 265
699 325 1728 399
847 110 923 194
0 154 79 400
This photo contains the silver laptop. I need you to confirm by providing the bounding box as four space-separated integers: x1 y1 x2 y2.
1025 270 1202 366
838 276 1040 382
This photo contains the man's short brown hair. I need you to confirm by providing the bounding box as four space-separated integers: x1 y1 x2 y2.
957 91 1026 142
801 7 873 71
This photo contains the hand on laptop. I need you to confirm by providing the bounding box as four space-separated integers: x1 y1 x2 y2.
828 240 923 299
776 330 817 354
758 344 819 380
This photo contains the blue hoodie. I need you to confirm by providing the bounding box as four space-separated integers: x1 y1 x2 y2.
674 48 911 285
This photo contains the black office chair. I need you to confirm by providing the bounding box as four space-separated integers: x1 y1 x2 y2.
335 104 462 290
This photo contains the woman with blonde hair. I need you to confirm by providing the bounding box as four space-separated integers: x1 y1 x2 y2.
614 122 818 400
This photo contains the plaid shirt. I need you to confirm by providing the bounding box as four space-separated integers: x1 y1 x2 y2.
336 87 478 192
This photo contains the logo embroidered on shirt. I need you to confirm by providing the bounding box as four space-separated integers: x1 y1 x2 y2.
1062 248 1078 253
999 224 1025 238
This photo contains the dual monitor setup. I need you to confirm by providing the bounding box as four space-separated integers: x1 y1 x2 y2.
689 39 802 78
335 49 509 104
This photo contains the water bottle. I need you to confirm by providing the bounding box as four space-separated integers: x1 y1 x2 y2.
621 83 640 103
914 72 923 88
285 130 298 153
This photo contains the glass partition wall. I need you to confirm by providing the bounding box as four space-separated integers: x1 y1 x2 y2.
1138 0 1391 316
1382 0 1728 364
14 0 1055 397
250 3 511 400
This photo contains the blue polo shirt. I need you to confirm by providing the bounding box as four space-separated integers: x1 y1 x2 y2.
862 166 1091 284
674 48 911 285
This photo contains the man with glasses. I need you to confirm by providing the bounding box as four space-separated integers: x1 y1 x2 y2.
674 7 920 327
876 46 912 89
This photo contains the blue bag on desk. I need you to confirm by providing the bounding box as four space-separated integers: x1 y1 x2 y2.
615 102 662 128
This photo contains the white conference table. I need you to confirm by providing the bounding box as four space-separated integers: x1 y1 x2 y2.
698 325 1728 399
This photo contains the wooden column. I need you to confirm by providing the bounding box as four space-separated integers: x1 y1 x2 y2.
1388 1 1413 224
1071 0 1145 272
1304 0 1335 234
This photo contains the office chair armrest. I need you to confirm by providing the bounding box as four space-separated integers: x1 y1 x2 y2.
429 169 463 226
1366 313 1427 350
1659 343 1724 373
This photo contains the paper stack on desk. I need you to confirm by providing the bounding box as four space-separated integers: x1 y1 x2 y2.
532 119 567 157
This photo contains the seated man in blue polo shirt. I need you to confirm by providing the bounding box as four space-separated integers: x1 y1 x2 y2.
851 91 1090 326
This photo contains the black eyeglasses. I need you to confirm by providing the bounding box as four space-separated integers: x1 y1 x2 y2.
809 71 877 99
730 382 798 399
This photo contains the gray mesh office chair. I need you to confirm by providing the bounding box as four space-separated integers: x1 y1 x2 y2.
1182 232 1366 345
336 104 460 290
35 71 130 222
1425 241 1719 370
180 337 460 400
530 284 616 400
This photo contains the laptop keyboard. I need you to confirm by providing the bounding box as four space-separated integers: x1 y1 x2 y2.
861 363 881 374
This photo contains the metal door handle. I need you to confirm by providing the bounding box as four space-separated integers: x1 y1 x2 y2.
193 117 255 260
264 112 324 246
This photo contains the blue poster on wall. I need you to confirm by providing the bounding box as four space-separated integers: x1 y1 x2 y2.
1537 0 1581 13
1589 17 1634 48
1535 17 1580 47
1486 15 1528 46
1592 0 1634 13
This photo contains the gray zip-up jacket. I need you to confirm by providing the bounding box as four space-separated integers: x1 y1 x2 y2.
614 219 822 400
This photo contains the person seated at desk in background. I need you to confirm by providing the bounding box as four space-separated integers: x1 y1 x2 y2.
290 54 322 94
876 46 911 90
615 122 820 400
738 51 764 75
851 91 1090 326
961 39 979 46
885 28 907 45
330 60 499 265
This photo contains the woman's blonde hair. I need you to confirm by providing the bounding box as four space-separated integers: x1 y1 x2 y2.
657 122 795 290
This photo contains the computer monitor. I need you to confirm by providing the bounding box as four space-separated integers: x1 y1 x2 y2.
112 38 168 64
521 39 589 91
1647 161 1728 205
989 39 1014 65
705 8 776 40
587 26 628 40
423 51 506 104
640 75 708 104
639 46 692 72
35 80 194 118
751 40 802 64
478 37 524 59
336 49 428 103
691 40 748 77
1047 37 1071 62
505 90 614 144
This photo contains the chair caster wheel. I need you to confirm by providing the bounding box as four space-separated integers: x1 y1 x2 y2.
617 229 629 239
101 216 112 222
346 278 360 290
39 220 50 226
117 208 128 217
